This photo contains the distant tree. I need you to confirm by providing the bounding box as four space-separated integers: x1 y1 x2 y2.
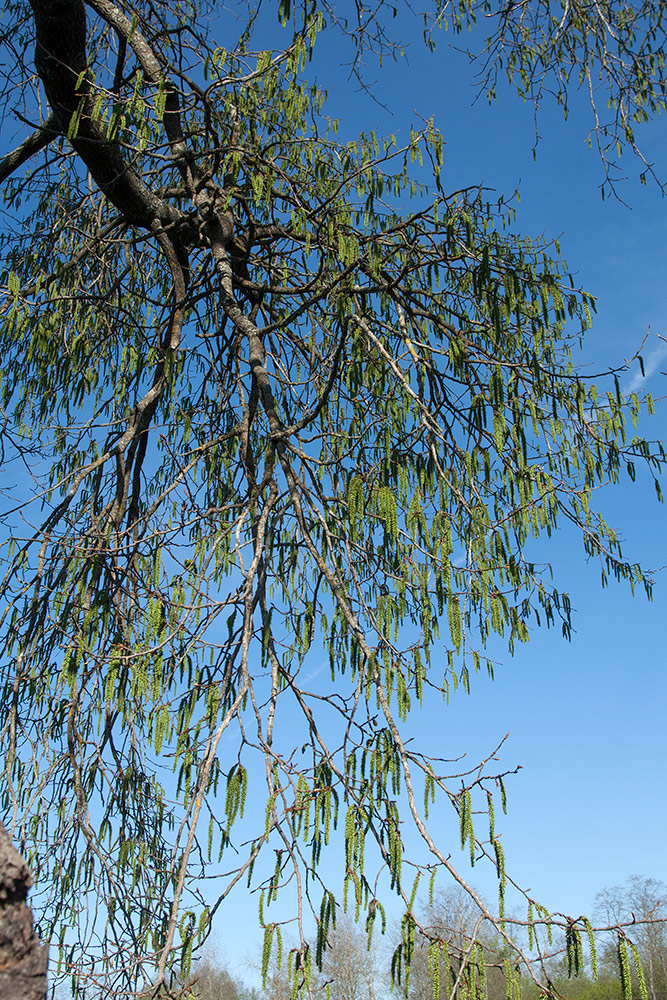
261 950 293 1000
595 877 667 1000
185 954 241 1000
185 949 259 1000
532 965 623 1000
314 916 380 1000
0 1 665 999
142 944 260 1000
391 886 510 1000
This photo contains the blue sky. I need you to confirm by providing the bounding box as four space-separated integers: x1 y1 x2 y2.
206 7 667 978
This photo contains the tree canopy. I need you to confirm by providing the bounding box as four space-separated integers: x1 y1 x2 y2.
0 1 664 998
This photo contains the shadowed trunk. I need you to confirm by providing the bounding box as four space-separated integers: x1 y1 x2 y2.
0 823 49 1000
28 0 183 230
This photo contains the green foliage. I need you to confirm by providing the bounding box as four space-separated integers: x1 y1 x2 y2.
0 1 664 999
437 0 667 194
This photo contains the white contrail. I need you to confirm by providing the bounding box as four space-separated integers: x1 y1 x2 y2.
624 339 667 394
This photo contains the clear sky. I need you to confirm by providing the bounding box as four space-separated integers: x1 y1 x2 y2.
208 6 667 980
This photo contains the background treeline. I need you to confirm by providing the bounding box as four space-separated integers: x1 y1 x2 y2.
183 877 667 1000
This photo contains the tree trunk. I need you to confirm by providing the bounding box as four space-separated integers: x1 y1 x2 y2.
0 823 48 1000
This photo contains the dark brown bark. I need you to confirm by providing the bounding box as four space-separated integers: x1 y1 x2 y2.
28 0 185 231
0 114 58 185
0 823 49 1000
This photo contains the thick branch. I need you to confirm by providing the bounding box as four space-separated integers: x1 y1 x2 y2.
0 114 58 185
27 0 185 231
86 0 201 188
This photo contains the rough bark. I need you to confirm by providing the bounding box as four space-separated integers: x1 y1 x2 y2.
0 824 49 1000
27 0 184 231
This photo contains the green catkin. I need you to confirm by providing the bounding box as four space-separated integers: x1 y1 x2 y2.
467 950 477 1000
498 777 507 813
429 867 436 907
425 770 435 819
617 937 632 1000
585 919 597 980
493 837 504 879
443 940 451 1000
428 942 440 1000
276 926 283 969
459 789 467 850
566 924 576 977
409 872 421 909
448 595 462 653
477 942 487 1000
527 902 534 950
494 410 505 455
262 925 273 987
629 941 648 1000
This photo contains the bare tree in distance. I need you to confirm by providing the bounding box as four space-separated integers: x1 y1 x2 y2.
315 916 380 1000
390 886 511 1000
184 941 259 1000
595 877 667 1000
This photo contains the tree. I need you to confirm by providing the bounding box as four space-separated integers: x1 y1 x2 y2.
184 943 259 1000
186 963 242 1000
0 1 664 997
314 916 380 1000
391 886 509 1000
595 877 667 1000
515 877 667 1000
